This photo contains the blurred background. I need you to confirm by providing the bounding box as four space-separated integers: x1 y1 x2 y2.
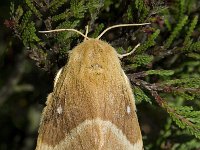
0 0 200 150
0 0 54 149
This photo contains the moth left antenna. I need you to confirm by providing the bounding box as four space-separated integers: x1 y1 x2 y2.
96 23 151 39
39 29 90 40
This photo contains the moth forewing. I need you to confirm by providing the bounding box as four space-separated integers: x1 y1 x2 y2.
36 39 143 150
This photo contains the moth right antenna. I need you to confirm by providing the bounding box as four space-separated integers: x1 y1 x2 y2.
96 23 150 39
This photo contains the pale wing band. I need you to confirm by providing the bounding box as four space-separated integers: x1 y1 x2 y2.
36 118 143 150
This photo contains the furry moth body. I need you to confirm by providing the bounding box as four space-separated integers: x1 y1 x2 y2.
36 24 150 150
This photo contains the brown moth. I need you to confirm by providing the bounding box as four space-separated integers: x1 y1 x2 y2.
36 23 150 150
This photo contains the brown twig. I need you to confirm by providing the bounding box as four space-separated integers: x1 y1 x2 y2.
128 74 198 128
128 73 200 94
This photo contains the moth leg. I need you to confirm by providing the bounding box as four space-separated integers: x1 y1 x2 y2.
45 93 52 106
118 43 140 59
54 67 63 88
84 25 89 41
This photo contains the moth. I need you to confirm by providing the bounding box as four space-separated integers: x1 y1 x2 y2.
36 23 150 150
